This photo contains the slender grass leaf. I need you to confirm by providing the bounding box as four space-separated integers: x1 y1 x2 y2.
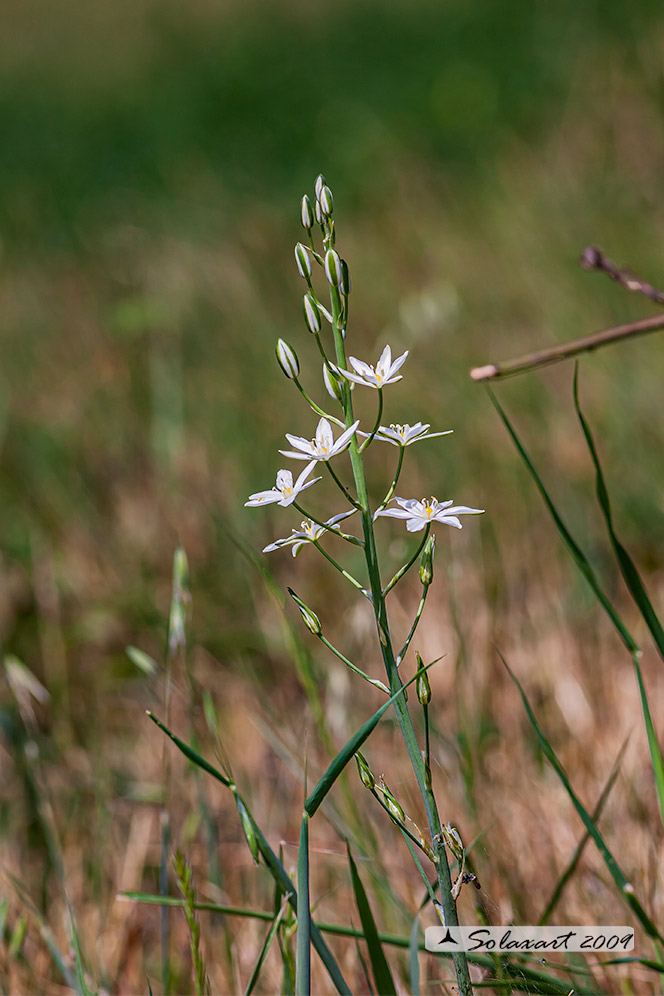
409 914 421 996
539 735 628 924
296 814 311 996
346 842 397 996
244 899 289 996
354 936 375 995
573 368 664 659
69 910 94 996
147 712 352 995
632 652 664 831
488 390 638 653
305 662 435 816
146 711 232 788
500 648 664 944
126 646 158 675
121 893 600 994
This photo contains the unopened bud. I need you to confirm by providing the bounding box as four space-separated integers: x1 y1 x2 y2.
420 836 437 863
319 185 334 218
324 249 342 287
295 242 312 279
354 751 375 790
381 783 405 824
419 533 435 586
288 587 322 636
303 293 321 334
323 363 344 401
236 797 260 865
415 653 431 706
275 339 300 380
314 174 326 200
301 194 314 231
340 259 351 296
314 198 324 225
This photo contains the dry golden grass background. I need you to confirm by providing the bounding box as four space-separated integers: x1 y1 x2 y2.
1 0 664 992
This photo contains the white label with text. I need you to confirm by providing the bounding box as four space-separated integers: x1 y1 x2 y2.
425 926 634 954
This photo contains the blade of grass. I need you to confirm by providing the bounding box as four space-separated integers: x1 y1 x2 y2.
305 661 435 817
146 711 352 996
500 648 664 944
488 390 638 654
632 651 664 832
346 842 397 996
539 735 629 924
573 367 664 660
122 892 601 994
295 814 311 996
244 898 289 996
409 913 421 996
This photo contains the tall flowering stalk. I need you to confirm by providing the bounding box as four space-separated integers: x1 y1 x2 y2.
246 176 482 995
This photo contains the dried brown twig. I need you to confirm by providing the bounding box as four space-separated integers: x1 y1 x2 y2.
470 246 664 382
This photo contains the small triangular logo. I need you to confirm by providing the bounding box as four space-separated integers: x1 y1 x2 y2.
438 928 459 946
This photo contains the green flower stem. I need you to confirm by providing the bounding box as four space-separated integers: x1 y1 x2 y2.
383 526 431 597
423 704 432 791
312 330 331 366
312 541 369 598
318 634 389 694
292 501 363 547
375 447 405 512
396 585 430 666
325 461 363 509
328 280 473 996
359 389 384 453
293 379 344 427
369 787 433 858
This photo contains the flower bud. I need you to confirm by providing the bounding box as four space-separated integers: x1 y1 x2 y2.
419 533 435 586
319 185 334 218
323 363 344 401
288 587 322 636
340 258 351 296
314 174 326 200
380 780 405 823
354 751 375 790
275 339 300 380
324 249 342 287
303 293 321 334
236 797 260 865
301 194 314 231
314 198 324 225
415 653 431 706
294 242 312 279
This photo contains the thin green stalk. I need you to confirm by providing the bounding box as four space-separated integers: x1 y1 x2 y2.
312 541 369 596
376 448 405 512
326 461 363 509
396 586 430 665
318 633 389 694
328 278 473 996
292 501 363 546
383 526 431 597
359 389 384 452
293 378 344 426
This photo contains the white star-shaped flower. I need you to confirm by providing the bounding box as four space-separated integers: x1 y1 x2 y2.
336 345 408 389
364 422 453 446
374 496 484 532
245 463 320 507
280 416 360 462
263 511 355 556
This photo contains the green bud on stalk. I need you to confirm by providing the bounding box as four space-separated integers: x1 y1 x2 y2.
416 653 432 706
354 751 375 790
301 194 314 231
236 797 260 865
340 258 351 296
288 587 322 635
419 533 435 586
294 242 312 279
323 363 344 401
314 174 326 200
324 249 342 287
314 198 324 226
275 339 300 380
380 780 405 823
319 185 334 218
303 293 321 334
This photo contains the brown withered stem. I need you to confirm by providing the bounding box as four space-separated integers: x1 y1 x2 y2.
470 246 664 382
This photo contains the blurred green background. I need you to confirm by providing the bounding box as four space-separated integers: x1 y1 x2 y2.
2 0 664 986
